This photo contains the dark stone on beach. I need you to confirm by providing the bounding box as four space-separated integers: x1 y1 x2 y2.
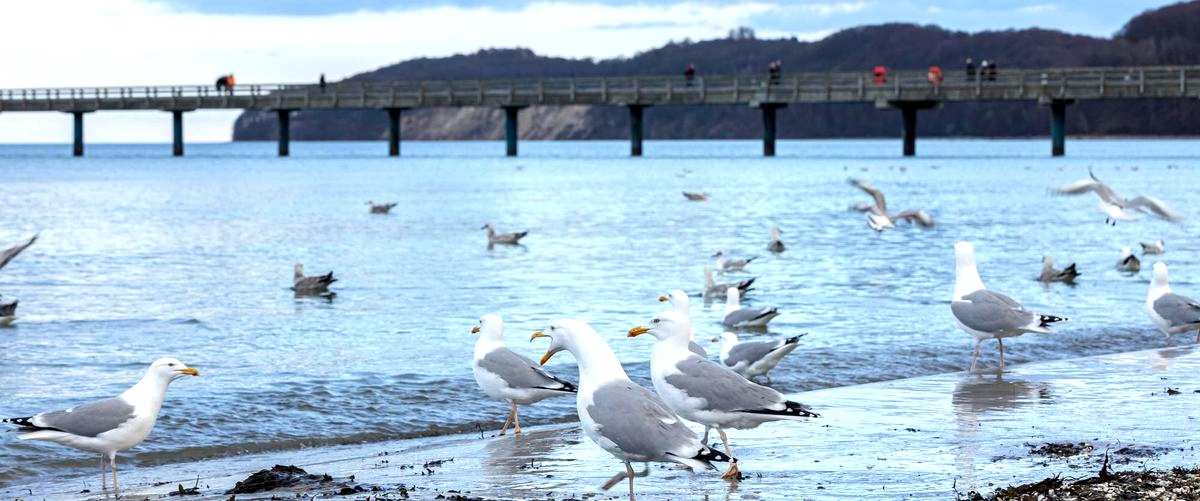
226 465 339 494
168 483 201 496
985 464 1200 499
1027 441 1094 457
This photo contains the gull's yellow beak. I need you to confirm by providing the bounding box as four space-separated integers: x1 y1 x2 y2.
179 367 199 377
628 326 650 338
657 295 669 303
530 331 554 365
470 325 481 334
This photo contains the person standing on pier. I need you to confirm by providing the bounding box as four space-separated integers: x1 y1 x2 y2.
965 58 976 79
684 64 696 86
319 73 327 92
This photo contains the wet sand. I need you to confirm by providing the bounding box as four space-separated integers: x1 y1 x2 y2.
6 345 1200 499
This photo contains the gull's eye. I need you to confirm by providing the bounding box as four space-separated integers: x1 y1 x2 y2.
651 319 660 324
168 363 176 367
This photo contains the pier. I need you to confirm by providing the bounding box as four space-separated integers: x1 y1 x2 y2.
1 66 1197 158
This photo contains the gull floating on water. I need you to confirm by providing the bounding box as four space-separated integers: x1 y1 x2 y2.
0 234 36 271
1118 247 1141 273
1141 240 1165 255
532 319 730 498
1146 262 1200 343
0 296 17 327
682 191 710 202
767 227 785 253
704 267 754 298
720 331 805 383
472 314 576 435
367 201 398 214
723 287 779 329
3 358 198 498
1038 256 1080 284
847 178 934 231
629 310 818 480
952 241 1066 371
658 289 708 357
1055 169 1180 224
713 251 755 272
293 263 336 294
481 223 528 246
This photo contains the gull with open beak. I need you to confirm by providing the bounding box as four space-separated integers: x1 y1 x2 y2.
3 358 199 499
658 289 707 357
629 310 818 481
471 314 576 436
532 319 730 499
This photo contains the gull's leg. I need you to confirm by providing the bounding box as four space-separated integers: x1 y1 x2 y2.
718 427 740 481
499 402 515 436
702 425 711 444
1194 329 1198 344
110 452 120 499
514 404 523 435
626 461 637 501
998 338 1006 370
100 454 107 495
970 339 982 372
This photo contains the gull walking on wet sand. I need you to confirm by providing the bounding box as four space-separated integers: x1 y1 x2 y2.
847 178 934 231
723 287 779 329
1055 169 1180 224
703 268 754 299
367 201 398 214
658 289 707 357
720 332 805 383
472 314 576 435
767 227 785 253
293 263 336 294
3 358 198 499
712 251 755 273
1141 240 1165 255
952 241 1066 371
1118 247 1141 273
482 223 528 246
1038 256 1080 284
629 310 818 480
532 320 731 499
1146 262 1200 343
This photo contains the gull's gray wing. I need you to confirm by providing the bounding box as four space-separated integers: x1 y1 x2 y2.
0 235 36 271
1154 293 1200 331
478 348 576 392
848 178 887 212
951 289 1035 333
723 339 782 368
723 307 777 326
1056 173 1120 204
586 381 697 460
667 357 783 412
1126 196 1180 221
892 210 934 227
294 272 336 291
25 398 135 437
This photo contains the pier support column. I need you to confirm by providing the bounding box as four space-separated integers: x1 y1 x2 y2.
71 111 86 157
171 110 185 157
1049 99 1073 157
276 109 292 157
503 106 524 157
760 103 786 157
628 105 647 156
385 107 405 157
884 100 939 157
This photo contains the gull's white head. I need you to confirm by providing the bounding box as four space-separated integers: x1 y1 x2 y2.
953 240 985 298
293 263 304 276
725 286 741 312
658 289 690 315
1152 261 1171 291
720 331 739 346
530 318 598 365
1121 247 1134 259
770 226 782 240
147 357 199 384
471 314 504 341
628 310 690 343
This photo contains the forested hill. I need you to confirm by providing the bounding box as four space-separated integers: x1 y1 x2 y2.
233 1 1200 141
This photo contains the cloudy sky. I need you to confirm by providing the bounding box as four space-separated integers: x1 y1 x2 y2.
0 0 1176 143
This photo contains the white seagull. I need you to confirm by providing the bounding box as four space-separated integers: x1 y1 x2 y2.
723 287 779 329
629 310 818 480
847 178 934 231
712 251 755 273
3 358 199 498
481 223 528 245
720 332 805 383
1141 240 1165 255
767 227 785 253
472 314 576 435
657 289 708 357
1145 262 1200 343
952 241 1066 371
531 319 730 498
1118 247 1141 273
1055 169 1180 224
292 263 336 294
703 267 754 299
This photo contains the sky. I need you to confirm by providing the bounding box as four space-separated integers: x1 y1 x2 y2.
0 0 1180 143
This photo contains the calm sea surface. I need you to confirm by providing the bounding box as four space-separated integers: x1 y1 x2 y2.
1 138 1197 484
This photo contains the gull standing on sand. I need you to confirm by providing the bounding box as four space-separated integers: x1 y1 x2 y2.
1118 247 1141 273
1141 240 1165 255
767 227 785 253
367 201 398 214
3 358 199 498
723 287 779 329
847 178 934 231
629 310 818 480
292 263 336 294
532 319 730 499
720 332 805 383
1145 262 1200 343
712 251 755 273
658 289 708 357
1038 256 1080 284
703 268 754 298
472 314 576 435
1054 169 1180 224
481 223 528 246
952 241 1066 371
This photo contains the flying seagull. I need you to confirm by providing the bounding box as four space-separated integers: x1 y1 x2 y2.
1038 256 1080 284
847 178 934 231
367 201 398 214
703 267 754 299
682 191 710 202
1118 247 1141 273
723 287 779 329
293 263 336 294
629 310 818 480
657 289 708 357
3 358 199 499
532 319 731 498
0 234 36 271
482 223 528 246
767 227 785 253
472 314 576 435
1055 169 1180 224
712 251 755 272
1141 240 1165 255
1146 262 1200 343
720 331 805 383
952 241 1066 371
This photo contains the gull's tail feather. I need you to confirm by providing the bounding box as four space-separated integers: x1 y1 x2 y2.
669 446 732 470
1038 314 1066 328
540 376 577 393
2 416 57 433
783 334 806 345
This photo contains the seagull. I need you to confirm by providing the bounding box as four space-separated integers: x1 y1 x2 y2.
719 331 805 383
1146 262 1200 343
472 314 576 436
0 234 37 271
367 201 398 214
293 263 336 294
3 358 199 499
712 251 755 272
1118 247 1141 273
0 296 17 327
767 227 785 253
723 287 779 329
682 191 709 202
847 178 934 231
1038 256 1080 284
703 268 754 298
657 289 707 357
629 310 817 480
481 223 528 245
952 241 1065 371
1141 240 1165 255
531 319 731 498
1055 169 1180 224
